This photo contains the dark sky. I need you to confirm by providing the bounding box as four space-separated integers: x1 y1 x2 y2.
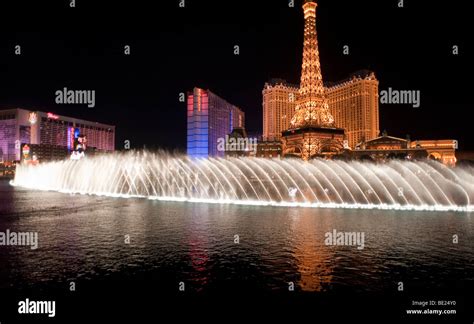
0 0 471 151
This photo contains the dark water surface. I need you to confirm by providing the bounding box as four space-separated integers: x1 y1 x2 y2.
1 180 473 321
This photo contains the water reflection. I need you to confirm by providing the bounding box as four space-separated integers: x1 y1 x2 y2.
186 205 211 291
289 209 334 291
1 180 473 297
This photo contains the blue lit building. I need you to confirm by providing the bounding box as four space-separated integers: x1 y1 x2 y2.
187 88 245 158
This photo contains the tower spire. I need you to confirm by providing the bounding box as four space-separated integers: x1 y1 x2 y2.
290 0 335 128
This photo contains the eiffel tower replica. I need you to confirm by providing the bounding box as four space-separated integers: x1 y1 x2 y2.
282 0 345 160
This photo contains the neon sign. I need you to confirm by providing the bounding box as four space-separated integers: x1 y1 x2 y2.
47 112 59 120
22 145 30 158
67 127 74 150
28 112 38 124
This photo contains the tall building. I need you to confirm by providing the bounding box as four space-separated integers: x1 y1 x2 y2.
326 70 380 149
262 79 298 141
187 87 245 158
281 0 344 160
0 108 115 162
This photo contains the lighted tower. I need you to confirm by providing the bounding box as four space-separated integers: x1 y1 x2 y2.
291 0 333 128
282 0 345 160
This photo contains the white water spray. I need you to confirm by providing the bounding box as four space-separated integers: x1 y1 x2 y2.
11 151 474 212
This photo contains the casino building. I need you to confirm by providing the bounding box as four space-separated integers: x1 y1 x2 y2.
351 132 457 166
260 0 457 165
325 70 380 149
262 79 299 141
0 108 115 163
187 87 245 158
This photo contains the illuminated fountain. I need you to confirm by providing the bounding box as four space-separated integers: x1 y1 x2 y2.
11 151 474 212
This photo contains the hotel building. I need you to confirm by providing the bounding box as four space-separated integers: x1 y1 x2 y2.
262 71 379 150
260 0 457 164
187 87 245 158
0 108 115 162
409 139 457 166
262 79 298 141
353 132 457 166
326 70 380 149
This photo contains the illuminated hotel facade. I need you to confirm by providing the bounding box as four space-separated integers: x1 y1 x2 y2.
0 108 115 162
260 0 380 153
326 70 380 149
262 79 298 141
262 72 379 149
353 133 457 166
409 140 457 166
187 87 245 158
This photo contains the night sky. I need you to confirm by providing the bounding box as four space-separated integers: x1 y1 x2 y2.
0 0 471 151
